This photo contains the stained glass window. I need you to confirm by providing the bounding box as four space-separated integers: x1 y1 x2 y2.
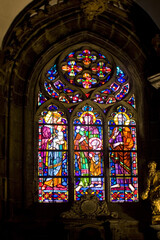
108 106 138 202
37 45 138 203
73 105 104 200
38 105 68 202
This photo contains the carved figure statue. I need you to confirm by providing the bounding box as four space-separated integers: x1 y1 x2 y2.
141 161 160 224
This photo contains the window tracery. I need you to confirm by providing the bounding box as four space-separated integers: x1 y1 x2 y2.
37 45 138 203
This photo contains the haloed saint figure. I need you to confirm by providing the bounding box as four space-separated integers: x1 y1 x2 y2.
74 106 104 199
38 108 68 202
109 110 137 201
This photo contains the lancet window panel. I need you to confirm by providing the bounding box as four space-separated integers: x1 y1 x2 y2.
36 44 138 203
38 105 68 203
108 106 138 202
73 105 104 201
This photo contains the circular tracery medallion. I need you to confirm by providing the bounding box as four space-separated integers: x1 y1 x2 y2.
61 47 112 88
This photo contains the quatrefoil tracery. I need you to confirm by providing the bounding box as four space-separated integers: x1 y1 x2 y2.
42 47 130 108
61 48 112 88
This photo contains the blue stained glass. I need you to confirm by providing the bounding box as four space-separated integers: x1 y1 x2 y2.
82 105 93 112
47 105 58 111
116 66 126 83
73 119 81 124
108 105 138 202
101 89 111 94
110 82 120 92
117 77 126 84
75 178 104 201
117 66 125 77
117 106 126 113
99 53 106 59
63 88 74 93
47 64 58 81
128 95 136 108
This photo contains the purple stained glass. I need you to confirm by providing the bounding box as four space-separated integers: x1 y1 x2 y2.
38 125 68 150
38 92 47 106
39 47 137 203
110 177 138 202
54 80 65 90
108 126 136 151
38 151 68 177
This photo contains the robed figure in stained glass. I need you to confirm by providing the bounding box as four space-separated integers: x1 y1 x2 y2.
40 111 67 189
38 46 138 203
45 124 67 188
74 109 103 192
109 112 135 192
89 137 102 187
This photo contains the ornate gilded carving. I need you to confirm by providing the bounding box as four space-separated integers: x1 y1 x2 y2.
142 162 160 224
61 188 118 219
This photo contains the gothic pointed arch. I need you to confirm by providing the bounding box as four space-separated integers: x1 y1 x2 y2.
35 42 139 203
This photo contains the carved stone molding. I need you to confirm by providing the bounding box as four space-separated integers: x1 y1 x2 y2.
81 0 128 20
61 188 118 219
81 0 106 20
148 73 160 89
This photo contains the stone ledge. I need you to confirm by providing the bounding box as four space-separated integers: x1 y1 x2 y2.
148 73 160 89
